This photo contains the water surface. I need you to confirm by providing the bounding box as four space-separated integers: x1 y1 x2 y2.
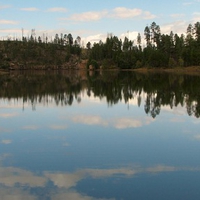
0 71 200 200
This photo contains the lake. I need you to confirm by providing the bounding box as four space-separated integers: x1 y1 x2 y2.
0 70 200 200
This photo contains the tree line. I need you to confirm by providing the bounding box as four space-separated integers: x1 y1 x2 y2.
87 21 200 69
0 21 200 70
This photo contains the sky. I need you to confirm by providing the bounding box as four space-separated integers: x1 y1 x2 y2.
0 0 200 45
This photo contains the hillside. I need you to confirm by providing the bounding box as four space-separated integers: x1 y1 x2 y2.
0 40 85 70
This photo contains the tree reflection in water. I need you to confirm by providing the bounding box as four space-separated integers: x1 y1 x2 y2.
0 70 199 118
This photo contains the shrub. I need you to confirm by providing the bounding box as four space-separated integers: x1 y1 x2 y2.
87 59 99 69
168 57 177 68
135 60 142 68
178 58 184 67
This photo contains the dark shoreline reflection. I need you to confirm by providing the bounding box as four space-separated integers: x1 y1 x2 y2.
0 70 200 118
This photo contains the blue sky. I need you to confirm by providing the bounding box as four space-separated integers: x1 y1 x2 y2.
0 0 200 44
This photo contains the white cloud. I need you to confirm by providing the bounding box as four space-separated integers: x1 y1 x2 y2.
72 114 154 129
111 7 142 19
0 127 10 133
0 164 199 200
63 142 70 147
45 172 83 188
161 105 186 115
22 125 39 130
0 103 27 109
0 5 11 10
120 31 139 41
183 2 193 6
20 7 39 12
170 117 185 123
0 113 18 118
110 7 156 20
114 118 142 129
50 191 98 200
83 33 107 44
0 153 11 160
83 168 137 178
47 169 126 194
0 20 18 25
46 7 67 12
143 11 157 20
72 115 108 126
193 119 200 124
0 187 36 200
193 135 200 140
63 10 108 22
45 164 198 190
0 167 46 187
0 154 11 166
62 7 156 23
49 125 68 130
1 140 12 145
114 117 154 129
146 165 176 173
192 12 200 22
82 30 143 46
170 13 185 18
160 20 190 36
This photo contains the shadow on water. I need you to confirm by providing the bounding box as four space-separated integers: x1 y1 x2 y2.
0 70 200 118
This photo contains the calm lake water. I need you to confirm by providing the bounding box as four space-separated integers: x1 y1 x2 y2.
0 70 200 200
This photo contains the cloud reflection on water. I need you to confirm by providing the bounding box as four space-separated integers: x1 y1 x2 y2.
72 115 108 127
0 187 37 200
0 163 199 200
0 127 10 133
193 135 200 140
49 125 68 130
114 117 154 129
22 125 39 130
1 140 12 145
0 113 19 118
72 115 154 129
0 167 46 187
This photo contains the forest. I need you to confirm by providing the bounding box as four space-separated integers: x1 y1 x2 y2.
0 21 200 70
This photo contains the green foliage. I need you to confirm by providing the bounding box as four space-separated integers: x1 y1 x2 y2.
178 58 184 67
65 54 71 62
91 59 99 69
0 61 10 69
136 60 142 68
87 59 99 69
145 49 168 68
168 57 177 68
101 59 116 69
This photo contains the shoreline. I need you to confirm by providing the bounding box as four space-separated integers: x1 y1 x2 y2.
131 66 200 76
1 66 200 76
